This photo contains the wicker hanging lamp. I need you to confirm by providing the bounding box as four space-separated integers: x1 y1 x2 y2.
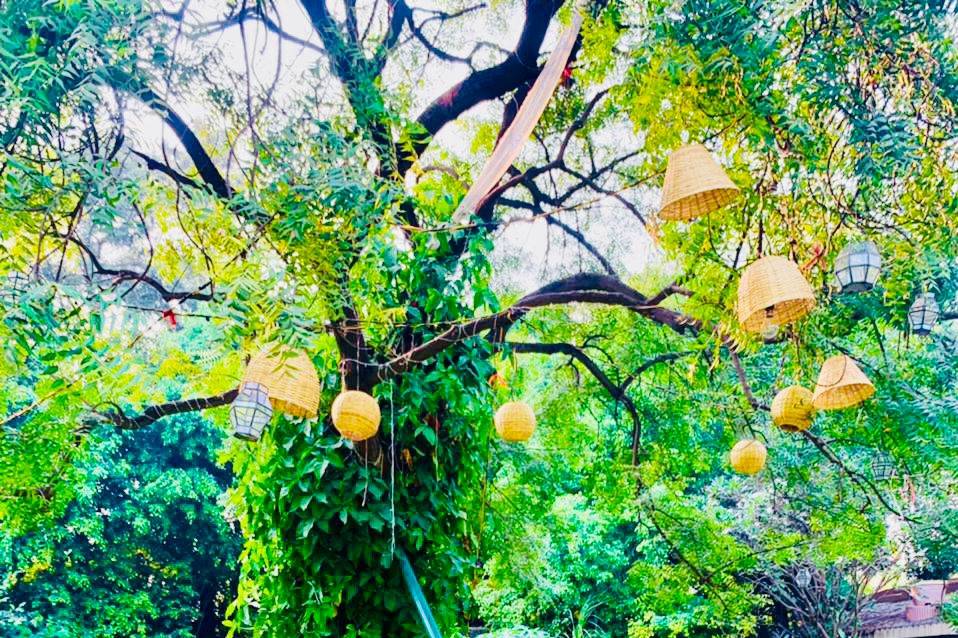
736 256 817 333
331 390 381 442
908 292 939 336
658 144 740 221
771 386 815 433
812 355 874 410
833 241 881 293
494 401 536 442
243 347 321 418
730 439 767 475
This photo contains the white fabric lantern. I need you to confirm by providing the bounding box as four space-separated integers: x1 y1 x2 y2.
908 292 939 336
834 241 881 293
230 382 273 441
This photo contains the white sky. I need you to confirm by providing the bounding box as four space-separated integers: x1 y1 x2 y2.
132 0 663 294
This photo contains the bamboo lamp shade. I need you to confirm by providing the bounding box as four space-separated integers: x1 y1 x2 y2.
812 355 874 410
330 390 381 442
736 256 817 333
494 401 536 442
242 347 321 418
730 439 767 475
659 144 740 221
771 386 815 432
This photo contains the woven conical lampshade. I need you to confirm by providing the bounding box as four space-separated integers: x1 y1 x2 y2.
736 256 817 333
243 347 321 418
812 355 874 410
659 143 740 221
771 385 815 432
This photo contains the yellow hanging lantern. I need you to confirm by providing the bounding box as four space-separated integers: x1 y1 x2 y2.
331 390 381 441
243 347 321 418
771 386 815 432
812 354 874 410
736 256 817 334
730 439 767 475
494 401 536 442
659 143 740 221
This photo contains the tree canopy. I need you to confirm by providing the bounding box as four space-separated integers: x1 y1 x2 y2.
2 0 958 636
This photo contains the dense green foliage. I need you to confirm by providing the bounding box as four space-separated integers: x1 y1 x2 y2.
0 412 240 636
2 0 958 636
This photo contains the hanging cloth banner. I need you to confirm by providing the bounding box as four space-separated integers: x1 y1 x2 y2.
452 12 584 224
397 546 443 638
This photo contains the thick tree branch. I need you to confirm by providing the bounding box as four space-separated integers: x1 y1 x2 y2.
402 0 564 174
135 87 232 200
99 390 238 430
376 273 699 380
507 340 643 451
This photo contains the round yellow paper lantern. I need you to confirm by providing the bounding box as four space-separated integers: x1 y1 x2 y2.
659 144 740 221
494 401 536 442
331 390 381 442
736 256 817 333
771 386 815 432
730 439 767 475
243 347 321 418
812 354 874 410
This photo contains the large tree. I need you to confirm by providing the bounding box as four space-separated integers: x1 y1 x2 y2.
2 0 958 635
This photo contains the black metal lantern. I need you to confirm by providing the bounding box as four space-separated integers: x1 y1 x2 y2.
834 241 881 293
230 382 273 441
872 453 896 481
908 292 939 336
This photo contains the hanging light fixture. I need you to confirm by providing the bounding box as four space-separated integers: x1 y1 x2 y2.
736 256 817 334
795 567 813 588
908 293 939 336
243 347 321 418
872 453 896 481
230 382 273 441
331 390 381 442
833 241 881 293
771 386 815 433
494 401 536 442
812 354 875 410
658 144 740 221
730 439 767 475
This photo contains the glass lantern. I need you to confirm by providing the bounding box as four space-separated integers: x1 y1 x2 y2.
230 382 273 441
795 567 812 588
834 241 881 293
872 453 896 481
908 292 939 336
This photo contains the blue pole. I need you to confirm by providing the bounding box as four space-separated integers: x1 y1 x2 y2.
396 546 443 638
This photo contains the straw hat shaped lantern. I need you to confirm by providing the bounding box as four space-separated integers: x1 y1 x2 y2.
771 386 815 432
737 256 817 334
908 292 939 336
494 401 536 442
730 439 767 475
331 390 381 442
812 354 874 410
242 347 321 418
659 144 740 221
